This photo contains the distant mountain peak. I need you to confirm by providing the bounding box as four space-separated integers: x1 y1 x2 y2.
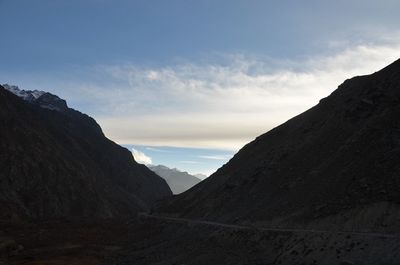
194 173 208 180
3 84 68 112
148 165 202 194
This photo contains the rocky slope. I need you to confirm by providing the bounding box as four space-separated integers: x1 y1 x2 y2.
148 165 202 194
4 216 399 265
157 59 400 232
0 85 171 220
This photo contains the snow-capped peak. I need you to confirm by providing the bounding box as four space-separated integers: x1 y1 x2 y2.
2 84 68 112
31 90 46 99
2 84 46 101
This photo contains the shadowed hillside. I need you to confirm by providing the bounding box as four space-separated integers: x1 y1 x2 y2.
157 59 400 232
0 85 171 220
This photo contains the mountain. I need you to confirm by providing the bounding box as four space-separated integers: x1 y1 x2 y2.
2 84 68 111
0 85 172 220
148 165 202 194
194 173 207 180
157 59 400 232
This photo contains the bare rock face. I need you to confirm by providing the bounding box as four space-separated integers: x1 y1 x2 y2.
158 59 400 231
0 85 172 220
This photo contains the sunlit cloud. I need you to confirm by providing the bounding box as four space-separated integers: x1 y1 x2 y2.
131 148 152 165
198 155 233 160
32 34 400 151
90 38 400 150
145 147 173 153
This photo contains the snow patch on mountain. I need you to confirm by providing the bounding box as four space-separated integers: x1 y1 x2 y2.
2 84 68 111
3 84 45 101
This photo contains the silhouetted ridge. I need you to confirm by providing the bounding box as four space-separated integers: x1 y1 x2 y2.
157 59 400 232
0 85 172 220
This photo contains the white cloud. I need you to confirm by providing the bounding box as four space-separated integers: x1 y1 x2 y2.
145 147 173 153
41 34 400 151
199 155 233 160
131 148 152 165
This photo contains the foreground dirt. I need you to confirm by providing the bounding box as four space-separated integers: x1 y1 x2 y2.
1 216 400 265
0 218 139 265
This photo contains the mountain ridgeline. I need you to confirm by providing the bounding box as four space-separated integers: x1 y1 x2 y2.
157 59 400 232
0 85 172 220
148 165 202 194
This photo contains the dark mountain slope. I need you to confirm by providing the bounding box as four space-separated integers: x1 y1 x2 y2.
158 59 400 231
0 86 171 220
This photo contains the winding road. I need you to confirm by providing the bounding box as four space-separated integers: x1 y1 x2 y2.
139 212 400 239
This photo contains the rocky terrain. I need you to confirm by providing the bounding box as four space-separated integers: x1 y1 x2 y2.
2 59 400 265
2 215 399 265
148 165 202 194
0 85 171 220
157 59 400 232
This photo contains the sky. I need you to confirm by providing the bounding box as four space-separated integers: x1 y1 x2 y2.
1 0 400 176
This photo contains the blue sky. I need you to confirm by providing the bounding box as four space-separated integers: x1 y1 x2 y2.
2 0 400 69
1 0 400 175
